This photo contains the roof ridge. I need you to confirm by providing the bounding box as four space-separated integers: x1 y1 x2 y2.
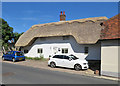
31 16 108 29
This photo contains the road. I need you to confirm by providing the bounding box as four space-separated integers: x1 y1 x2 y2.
2 62 118 84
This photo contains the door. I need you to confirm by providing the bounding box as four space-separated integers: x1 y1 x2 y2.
62 56 74 68
54 55 64 67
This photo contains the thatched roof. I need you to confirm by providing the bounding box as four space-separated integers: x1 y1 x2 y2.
15 16 108 47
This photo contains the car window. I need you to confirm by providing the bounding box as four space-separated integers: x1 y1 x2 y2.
16 52 24 56
10 51 13 55
6 51 11 55
69 55 78 60
53 55 63 59
63 56 69 60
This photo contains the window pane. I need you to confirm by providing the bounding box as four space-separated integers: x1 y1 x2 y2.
24 50 28 54
62 48 68 54
62 49 64 53
38 48 43 54
65 49 68 53
53 55 62 59
64 56 69 59
38 49 40 53
40 49 43 53
85 47 89 54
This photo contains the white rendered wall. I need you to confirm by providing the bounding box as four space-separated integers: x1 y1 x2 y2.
22 36 101 60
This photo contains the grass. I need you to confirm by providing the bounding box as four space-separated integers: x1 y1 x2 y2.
25 56 48 61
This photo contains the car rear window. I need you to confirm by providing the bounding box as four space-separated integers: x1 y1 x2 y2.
53 55 63 59
16 52 24 56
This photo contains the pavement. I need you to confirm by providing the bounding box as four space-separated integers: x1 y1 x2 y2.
2 62 119 84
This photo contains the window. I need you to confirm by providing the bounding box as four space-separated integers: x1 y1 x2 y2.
6 51 11 55
16 52 24 56
62 48 68 54
63 36 69 40
53 55 64 59
10 51 13 55
38 48 43 54
24 50 28 54
84 47 89 54
63 56 69 60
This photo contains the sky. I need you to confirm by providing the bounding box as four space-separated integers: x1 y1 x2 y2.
2 2 118 33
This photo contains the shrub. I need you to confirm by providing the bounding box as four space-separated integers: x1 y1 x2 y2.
25 56 48 61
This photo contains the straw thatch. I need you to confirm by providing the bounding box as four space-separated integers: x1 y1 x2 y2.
15 16 108 47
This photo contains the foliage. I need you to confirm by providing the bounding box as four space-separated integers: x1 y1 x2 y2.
25 56 48 61
0 18 24 51
14 32 24 43
0 18 14 50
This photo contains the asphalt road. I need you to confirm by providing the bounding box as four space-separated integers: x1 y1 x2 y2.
2 62 118 84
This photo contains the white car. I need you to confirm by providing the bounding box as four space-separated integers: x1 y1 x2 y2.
48 55 89 70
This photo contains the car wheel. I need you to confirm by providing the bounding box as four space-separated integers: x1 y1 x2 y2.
74 64 82 71
12 58 16 62
2 57 5 61
50 62 56 68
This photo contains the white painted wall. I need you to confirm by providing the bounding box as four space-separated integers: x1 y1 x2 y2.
101 39 119 77
21 36 101 60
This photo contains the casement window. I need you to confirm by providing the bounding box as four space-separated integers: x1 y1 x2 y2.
62 48 68 54
62 36 69 40
84 47 89 54
24 49 29 54
38 48 43 54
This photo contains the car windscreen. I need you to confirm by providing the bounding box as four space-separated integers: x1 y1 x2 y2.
16 52 24 56
69 55 78 60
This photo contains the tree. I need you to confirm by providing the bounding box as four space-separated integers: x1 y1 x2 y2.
14 32 24 43
0 18 14 52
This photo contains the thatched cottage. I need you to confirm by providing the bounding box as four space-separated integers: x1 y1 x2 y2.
15 12 108 62
15 12 119 77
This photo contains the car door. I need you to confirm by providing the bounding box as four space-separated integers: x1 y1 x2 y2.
63 56 74 68
53 55 63 67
